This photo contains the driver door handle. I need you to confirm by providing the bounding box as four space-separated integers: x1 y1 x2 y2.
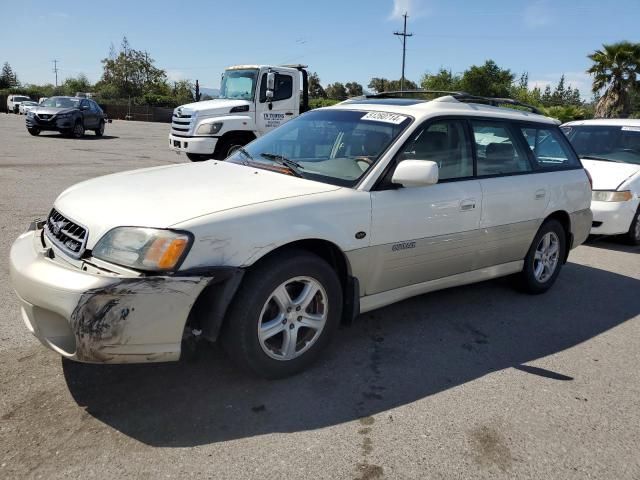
285 112 294 116
460 199 476 211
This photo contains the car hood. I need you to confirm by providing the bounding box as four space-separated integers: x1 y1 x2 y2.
581 159 640 190
32 106 77 115
54 161 341 249
175 99 252 117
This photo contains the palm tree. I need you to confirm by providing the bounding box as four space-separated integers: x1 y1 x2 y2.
587 41 640 118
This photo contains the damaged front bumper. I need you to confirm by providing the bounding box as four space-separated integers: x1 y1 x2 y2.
9 228 212 363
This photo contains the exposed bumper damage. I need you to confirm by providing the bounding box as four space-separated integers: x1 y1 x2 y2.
10 229 212 363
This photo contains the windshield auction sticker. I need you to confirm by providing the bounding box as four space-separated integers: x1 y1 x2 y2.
621 126 640 132
361 112 407 124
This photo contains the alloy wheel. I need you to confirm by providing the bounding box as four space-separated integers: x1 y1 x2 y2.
533 232 560 283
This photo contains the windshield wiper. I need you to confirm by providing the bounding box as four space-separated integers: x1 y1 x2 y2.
580 155 620 163
259 152 305 177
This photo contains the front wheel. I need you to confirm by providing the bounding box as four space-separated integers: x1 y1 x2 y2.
221 250 343 378
519 219 566 294
94 120 105 136
27 128 40 136
186 153 210 162
212 137 247 160
625 207 640 245
72 120 85 138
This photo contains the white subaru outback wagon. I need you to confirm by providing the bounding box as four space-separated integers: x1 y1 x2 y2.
10 92 592 378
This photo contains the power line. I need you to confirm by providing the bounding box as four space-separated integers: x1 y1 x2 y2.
393 13 413 91
52 59 59 86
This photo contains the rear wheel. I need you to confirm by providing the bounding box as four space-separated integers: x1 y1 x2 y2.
625 207 640 245
27 128 40 136
94 120 105 136
221 250 342 378
519 219 566 294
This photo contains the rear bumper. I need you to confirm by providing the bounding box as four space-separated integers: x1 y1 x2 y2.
169 134 218 155
590 198 639 235
10 229 212 363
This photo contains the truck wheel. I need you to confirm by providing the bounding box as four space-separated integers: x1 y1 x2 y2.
72 120 85 138
519 219 566 294
213 136 247 160
27 128 40 136
186 153 210 162
625 207 640 245
221 250 343 379
94 120 105 137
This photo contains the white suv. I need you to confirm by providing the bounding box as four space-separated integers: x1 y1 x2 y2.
10 93 592 378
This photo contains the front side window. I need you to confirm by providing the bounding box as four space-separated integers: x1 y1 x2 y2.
472 121 531 175
562 125 640 165
259 73 293 102
227 109 411 187
219 69 258 100
398 120 473 180
520 126 579 169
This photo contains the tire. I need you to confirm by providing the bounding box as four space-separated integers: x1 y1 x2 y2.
625 206 640 245
94 120 105 137
519 219 566 294
221 250 343 378
72 120 84 138
27 128 40 136
186 153 210 162
212 136 247 160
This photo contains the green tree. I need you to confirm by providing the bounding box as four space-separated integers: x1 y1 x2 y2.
172 79 195 104
458 60 514 97
0 62 19 88
541 85 553 106
62 73 92 96
345 81 363 97
587 41 640 118
420 69 461 92
367 77 388 93
325 82 348 100
99 36 168 99
308 72 326 99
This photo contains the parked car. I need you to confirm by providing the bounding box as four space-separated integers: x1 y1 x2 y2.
562 119 640 244
10 92 592 378
18 101 38 115
6 94 32 113
25 96 106 137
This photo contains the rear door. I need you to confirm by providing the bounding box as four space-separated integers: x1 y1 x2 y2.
368 118 482 294
471 120 546 268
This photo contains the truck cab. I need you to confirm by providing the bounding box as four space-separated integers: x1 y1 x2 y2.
169 64 309 161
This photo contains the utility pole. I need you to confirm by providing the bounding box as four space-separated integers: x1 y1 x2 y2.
52 60 59 87
393 12 413 91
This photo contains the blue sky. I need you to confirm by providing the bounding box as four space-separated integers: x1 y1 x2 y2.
2 0 639 97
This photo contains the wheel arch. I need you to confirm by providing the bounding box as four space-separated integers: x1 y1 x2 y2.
544 210 572 263
186 238 358 344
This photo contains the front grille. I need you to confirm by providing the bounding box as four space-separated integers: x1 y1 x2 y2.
44 208 88 258
171 109 193 136
38 114 51 119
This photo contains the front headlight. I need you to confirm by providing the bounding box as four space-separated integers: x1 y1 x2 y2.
93 227 192 272
27 110 35 118
196 122 223 135
592 190 633 202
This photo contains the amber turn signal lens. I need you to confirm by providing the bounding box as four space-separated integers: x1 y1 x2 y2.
144 237 188 269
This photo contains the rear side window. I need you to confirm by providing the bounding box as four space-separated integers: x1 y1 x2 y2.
520 126 579 169
398 119 473 180
471 121 531 175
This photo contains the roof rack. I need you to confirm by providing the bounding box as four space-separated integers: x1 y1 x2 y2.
365 89 543 115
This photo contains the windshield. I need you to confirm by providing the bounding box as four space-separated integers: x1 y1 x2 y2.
40 97 80 108
14 96 30 102
227 109 412 187
562 125 640 165
219 69 257 100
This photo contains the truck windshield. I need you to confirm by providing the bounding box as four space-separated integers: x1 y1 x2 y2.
562 125 640 165
219 69 258 100
227 109 412 187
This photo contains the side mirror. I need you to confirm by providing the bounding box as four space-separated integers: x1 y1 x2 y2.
391 160 439 188
266 72 276 101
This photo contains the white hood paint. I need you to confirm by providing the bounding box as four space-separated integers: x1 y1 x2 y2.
54 162 340 248
581 159 640 190
178 99 251 116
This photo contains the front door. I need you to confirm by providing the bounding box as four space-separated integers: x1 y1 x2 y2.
255 71 298 135
367 118 482 295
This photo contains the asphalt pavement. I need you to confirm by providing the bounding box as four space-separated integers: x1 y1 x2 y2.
0 113 639 479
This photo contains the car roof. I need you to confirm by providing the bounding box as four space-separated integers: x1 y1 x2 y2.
325 96 559 125
562 118 640 127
